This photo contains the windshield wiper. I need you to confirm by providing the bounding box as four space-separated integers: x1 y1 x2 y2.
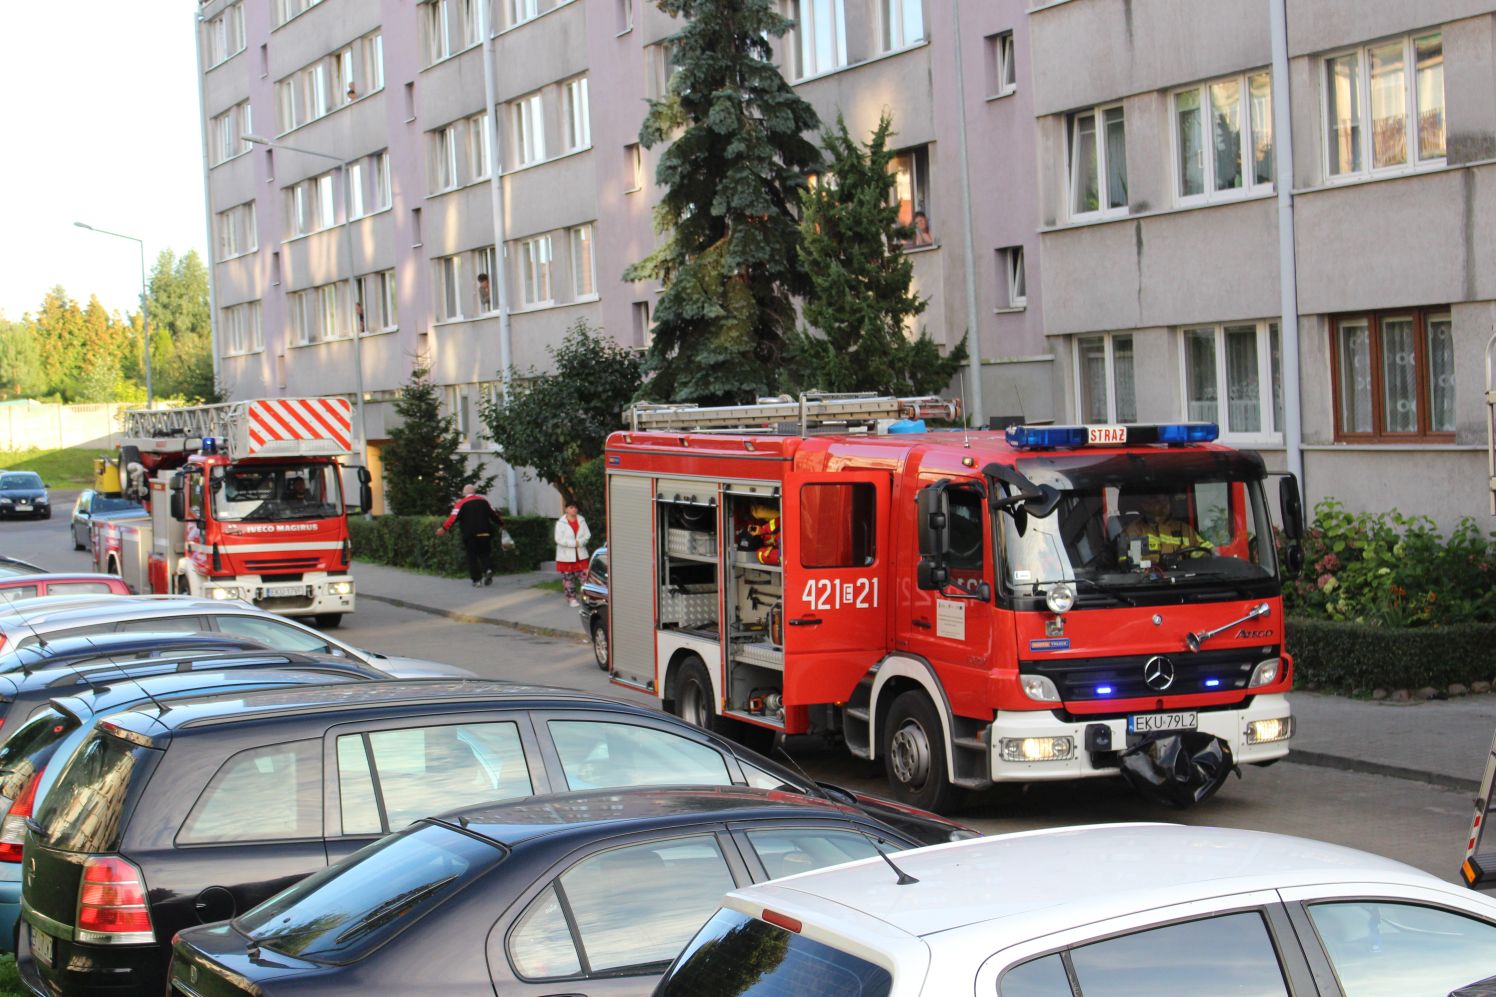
1037 577 1136 606
1169 570 1262 599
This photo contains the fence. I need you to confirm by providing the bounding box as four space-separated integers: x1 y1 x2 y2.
0 401 139 451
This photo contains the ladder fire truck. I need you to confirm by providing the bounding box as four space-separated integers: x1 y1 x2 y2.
95 398 370 627
605 394 1304 811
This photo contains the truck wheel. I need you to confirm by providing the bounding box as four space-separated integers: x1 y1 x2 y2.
882 690 960 814
314 614 344 629
73 529 85 551
176 574 190 595
590 618 609 671
672 657 721 732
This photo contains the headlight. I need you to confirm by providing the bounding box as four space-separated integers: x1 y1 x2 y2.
205 585 239 600
1019 674 1061 703
1044 583 1076 615
329 581 354 596
999 736 1075 763
1248 658 1281 688
1246 717 1293 744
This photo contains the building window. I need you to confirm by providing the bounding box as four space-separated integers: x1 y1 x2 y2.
204 4 246 69
355 271 397 334
424 0 486 65
999 246 1025 308
1181 322 1282 438
209 100 253 166
216 202 257 261
1331 309 1454 441
617 0 634 33
285 171 337 238
514 92 546 166
445 386 475 445
289 283 345 345
563 77 591 152
570 224 595 298
986 31 1016 98
221 301 262 356
508 0 540 28
468 112 491 179
348 150 392 219
880 0 922 53
519 235 553 306
1068 104 1127 219
476 246 497 313
625 143 644 192
1325 32 1444 178
795 0 847 78
274 0 325 27
430 113 489 192
645 42 679 99
1075 333 1136 423
275 31 383 132
434 246 498 321
1174 71 1272 202
632 300 652 348
889 146 932 247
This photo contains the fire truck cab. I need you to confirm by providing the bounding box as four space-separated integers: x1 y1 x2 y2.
605 395 1304 811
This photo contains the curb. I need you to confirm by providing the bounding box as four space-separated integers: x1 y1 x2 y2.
361 593 587 644
1284 750 1477 795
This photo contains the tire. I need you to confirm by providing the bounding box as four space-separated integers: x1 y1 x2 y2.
881 689 961 814
73 527 85 551
590 618 609 671
314 613 344 629
671 657 722 733
176 575 190 596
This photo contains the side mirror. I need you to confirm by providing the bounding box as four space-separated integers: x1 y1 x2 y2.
169 492 185 521
915 483 950 591
1278 475 1304 540
357 466 372 485
1283 544 1304 575
359 484 373 512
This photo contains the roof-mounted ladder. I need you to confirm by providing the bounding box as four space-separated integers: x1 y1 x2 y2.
626 393 961 437
1486 331 1496 515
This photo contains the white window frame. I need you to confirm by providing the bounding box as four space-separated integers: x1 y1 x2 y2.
1003 246 1026 308
275 0 324 27
216 202 257 261
475 246 498 314
570 224 596 299
355 270 398 334
1321 32 1445 182
210 101 253 166
519 235 553 306
563 77 591 152
626 143 644 192
794 0 848 80
1171 70 1274 206
204 4 246 69
1072 333 1136 423
514 92 546 166
1066 103 1128 222
467 111 492 180
509 0 539 28
221 301 262 356
434 124 459 191
992 31 1016 97
426 0 454 64
435 254 464 322
1178 321 1283 443
880 0 923 53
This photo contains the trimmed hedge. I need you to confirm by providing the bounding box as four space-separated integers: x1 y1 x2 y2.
1287 617 1496 692
350 514 556 578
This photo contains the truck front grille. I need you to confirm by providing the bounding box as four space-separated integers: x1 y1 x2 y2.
1020 646 1278 701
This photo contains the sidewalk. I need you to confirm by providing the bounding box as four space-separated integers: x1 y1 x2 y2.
350 560 1494 795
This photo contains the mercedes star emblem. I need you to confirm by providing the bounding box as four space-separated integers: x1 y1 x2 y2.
1143 655 1176 692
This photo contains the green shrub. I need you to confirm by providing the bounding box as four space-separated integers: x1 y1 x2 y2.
350 514 555 578
1283 499 1496 627
1288 617 1496 692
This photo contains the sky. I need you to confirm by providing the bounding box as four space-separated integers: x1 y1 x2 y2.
0 3 208 321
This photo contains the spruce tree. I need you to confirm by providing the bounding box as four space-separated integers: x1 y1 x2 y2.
784 115 968 396
625 0 822 404
382 366 495 516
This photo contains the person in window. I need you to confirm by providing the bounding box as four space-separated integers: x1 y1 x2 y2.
477 273 492 312
1119 492 1209 561
354 301 366 334
910 210 934 247
285 476 311 507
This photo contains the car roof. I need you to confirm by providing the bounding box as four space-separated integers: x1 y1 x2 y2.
0 573 126 587
104 678 647 734
733 823 1447 940
20 650 375 692
11 631 265 661
437 786 867 848
46 666 369 719
0 595 252 633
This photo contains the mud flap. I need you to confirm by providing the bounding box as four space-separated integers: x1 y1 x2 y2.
1119 732 1236 808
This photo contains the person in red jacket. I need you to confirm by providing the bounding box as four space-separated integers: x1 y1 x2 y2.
437 485 505 587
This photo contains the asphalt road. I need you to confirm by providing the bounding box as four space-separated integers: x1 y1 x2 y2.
0 498 1474 882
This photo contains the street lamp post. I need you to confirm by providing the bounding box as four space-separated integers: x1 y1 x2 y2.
243 135 369 475
73 222 153 406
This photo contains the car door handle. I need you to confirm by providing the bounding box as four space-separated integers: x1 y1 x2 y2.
789 617 822 626
912 618 932 629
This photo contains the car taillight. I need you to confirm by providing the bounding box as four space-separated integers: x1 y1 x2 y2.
76 855 155 944
0 769 42 862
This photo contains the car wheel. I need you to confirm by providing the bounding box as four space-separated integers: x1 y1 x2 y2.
882 689 961 814
590 618 609 670
314 613 344 629
40 509 50 520
73 527 85 551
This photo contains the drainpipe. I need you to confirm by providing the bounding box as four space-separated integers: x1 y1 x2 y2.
193 11 222 399
948 0 985 428
1270 0 1304 488
482 28 520 515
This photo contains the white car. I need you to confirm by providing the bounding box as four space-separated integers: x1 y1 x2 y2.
655 823 1496 997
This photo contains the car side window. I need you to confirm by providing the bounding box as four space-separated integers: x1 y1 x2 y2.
999 953 1072 997
743 828 893 880
337 722 532 835
0 586 40 605
179 739 322 844
738 758 805 793
1066 911 1288 996
214 615 333 653
1307 901 1496 997
52 582 116 596
116 615 206 633
548 720 731 791
509 835 736 979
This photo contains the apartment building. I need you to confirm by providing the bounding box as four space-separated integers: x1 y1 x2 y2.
196 0 1047 514
1028 0 1495 528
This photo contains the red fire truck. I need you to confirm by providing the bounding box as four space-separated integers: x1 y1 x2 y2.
604 395 1304 811
96 398 371 627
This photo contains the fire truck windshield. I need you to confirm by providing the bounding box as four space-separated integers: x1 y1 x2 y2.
998 450 1277 603
210 463 342 523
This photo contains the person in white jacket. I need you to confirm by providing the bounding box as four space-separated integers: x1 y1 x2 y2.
554 501 591 607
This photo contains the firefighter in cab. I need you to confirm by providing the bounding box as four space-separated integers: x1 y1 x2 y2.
1120 491 1210 560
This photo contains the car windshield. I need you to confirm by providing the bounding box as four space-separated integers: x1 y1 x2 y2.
0 474 42 490
1000 451 1277 604
91 497 141 514
211 463 342 522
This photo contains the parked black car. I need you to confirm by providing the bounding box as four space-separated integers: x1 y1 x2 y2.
16 680 972 995
0 630 270 679
68 490 144 551
578 545 608 670
0 473 48 520
170 787 920 996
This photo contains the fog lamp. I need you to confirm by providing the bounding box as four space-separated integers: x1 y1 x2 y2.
1045 583 1076 615
999 736 1075 763
1246 717 1293 744
329 581 354 596
1248 658 1281 688
205 586 239 601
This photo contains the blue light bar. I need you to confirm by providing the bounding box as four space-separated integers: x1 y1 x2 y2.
1096 685 1114 696
1006 425 1088 450
202 436 218 454
1204 678 1221 688
1156 422 1219 444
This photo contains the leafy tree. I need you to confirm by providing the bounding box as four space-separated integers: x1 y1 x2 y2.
479 321 642 514
784 115 968 396
624 0 822 404
0 321 46 399
144 250 219 402
382 366 495 516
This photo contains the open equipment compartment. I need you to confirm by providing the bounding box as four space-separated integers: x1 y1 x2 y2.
656 483 720 638
723 486 785 726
